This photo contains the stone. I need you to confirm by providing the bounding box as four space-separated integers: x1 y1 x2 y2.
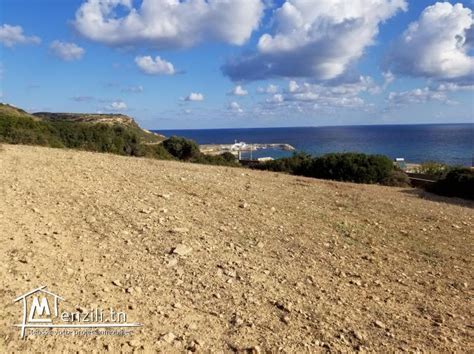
173 244 193 256
239 203 249 209
374 320 386 329
170 227 189 234
162 332 176 344
128 340 141 347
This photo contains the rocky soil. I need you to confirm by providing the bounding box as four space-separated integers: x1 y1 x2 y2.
0 144 472 352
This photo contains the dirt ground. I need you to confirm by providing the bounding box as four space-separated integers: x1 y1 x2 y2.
0 144 472 352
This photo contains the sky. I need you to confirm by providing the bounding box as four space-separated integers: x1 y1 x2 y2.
0 0 473 129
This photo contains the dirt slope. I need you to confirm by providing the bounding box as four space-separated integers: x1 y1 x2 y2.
0 145 472 352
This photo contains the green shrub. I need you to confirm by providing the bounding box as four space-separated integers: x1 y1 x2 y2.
427 168 474 200
299 153 394 184
0 114 145 156
255 152 312 173
162 136 200 160
140 143 175 160
415 161 450 178
0 114 64 147
254 152 394 185
382 169 411 187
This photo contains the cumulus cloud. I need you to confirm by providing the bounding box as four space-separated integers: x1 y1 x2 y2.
0 24 41 47
185 92 204 102
104 100 127 111
266 93 284 103
387 2 474 83
228 101 243 113
229 85 248 96
257 84 279 94
261 76 379 110
74 0 264 48
223 0 407 81
50 41 85 61
135 55 175 75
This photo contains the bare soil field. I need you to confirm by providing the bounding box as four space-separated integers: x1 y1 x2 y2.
0 144 472 352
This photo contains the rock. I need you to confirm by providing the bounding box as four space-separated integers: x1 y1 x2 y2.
275 301 293 312
172 244 193 256
170 227 189 234
281 315 290 324
256 241 264 248
224 269 237 278
159 193 171 200
166 258 178 267
352 330 364 341
374 320 386 329
162 332 176 344
128 340 141 347
112 280 122 287
239 202 249 209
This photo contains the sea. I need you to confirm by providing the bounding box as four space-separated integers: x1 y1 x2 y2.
155 124 474 166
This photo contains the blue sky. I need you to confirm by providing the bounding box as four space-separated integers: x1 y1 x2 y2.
1 0 473 129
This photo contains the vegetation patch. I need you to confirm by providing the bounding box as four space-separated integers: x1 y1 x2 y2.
254 152 397 185
427 168 474 200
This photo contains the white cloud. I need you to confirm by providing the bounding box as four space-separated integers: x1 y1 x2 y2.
104 100 127 111
261 76 378 109
185 92 204 102
122 85 144 93
135 55 175 75
228 101 243 113
50 41 85 61
257 84 279 94
230 85 248 96
223 0 407 81
0 24 41 47
266 94 284 103
74 0 264 48
388 87 450 106
387 2 473 83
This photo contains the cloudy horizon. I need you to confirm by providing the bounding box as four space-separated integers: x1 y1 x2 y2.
0 0 473 129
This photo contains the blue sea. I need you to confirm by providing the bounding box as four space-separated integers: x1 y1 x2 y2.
155 124 474 166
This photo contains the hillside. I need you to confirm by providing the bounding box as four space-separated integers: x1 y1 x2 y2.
32 111 164 143
0 103 39 119
0 144 472 352
0 103 164 144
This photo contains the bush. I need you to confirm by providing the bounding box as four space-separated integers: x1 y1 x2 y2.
300 153 394 184
382 169 411 187
0 113 152 157
427 168 474 200
162 136 200 160
415 161 450 179
140 143 175 160
255 152 312 173
254 152 395 185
